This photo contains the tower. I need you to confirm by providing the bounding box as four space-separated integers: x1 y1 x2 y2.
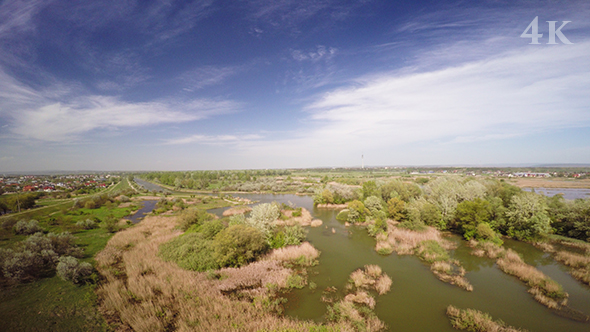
362 154 364 169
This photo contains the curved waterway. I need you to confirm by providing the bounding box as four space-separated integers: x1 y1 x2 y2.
209 193 590 332
126 200 158 224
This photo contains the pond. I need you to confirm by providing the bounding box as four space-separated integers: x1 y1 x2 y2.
126 200 158 224
211 193 590 332
522 187 590 200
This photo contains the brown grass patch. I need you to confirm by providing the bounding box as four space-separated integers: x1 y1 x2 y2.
554 251 590 269
222 206 252 217
310 219 323 227
374 275 392 295
446 305 527 332
266 242 320 266
95 215 338 332
276 208 313 227
344 291 376 309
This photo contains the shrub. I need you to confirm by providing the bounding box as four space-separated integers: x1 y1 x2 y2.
76 219 98 230
213 225 269 268
229 213 246 225
1 217 17 230
364 196 384 215
336 209 349 222
119 195 131 202
84 200 96 209
195 219 225 239
247 203 280 235
56 256 93 284
347 200 369 223
159 233 218 272
179 208 214 231
14 220 43 235
103 215 119 233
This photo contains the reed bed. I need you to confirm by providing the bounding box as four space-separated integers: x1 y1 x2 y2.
95 215 339 332
266 242 320 266
446 305 527 332
326 265 391 332
276 208 313 226
554 250 590 285
378 226 472 291
470 241 570 309
222 206 252 217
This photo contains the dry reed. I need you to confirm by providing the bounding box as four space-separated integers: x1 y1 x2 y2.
95 215 339 332
469 240 569 308
276 208 313 226
379 225 472 291
310 219 323 227
266 242 320 266
446 305 527 332
222 206 252 217
375 275 392 295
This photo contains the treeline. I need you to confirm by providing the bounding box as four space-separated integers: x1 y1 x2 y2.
140 170 320 193
316 178 590 243
0 193 42 214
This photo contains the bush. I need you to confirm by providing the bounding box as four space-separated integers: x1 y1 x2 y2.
194 219 225 239
119 195 131 203
76 219 98 230
213 225 268 268
1 217 17 230
347 200 369 223
159 233 219 271
103 215 119 233
84 200 96 209
56 256 93 284
179 208 214 231
269 225 307 249
14 220 43 235
336 209 349 222
247 203 280 235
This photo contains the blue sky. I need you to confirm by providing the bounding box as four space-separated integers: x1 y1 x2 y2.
0 0 589 172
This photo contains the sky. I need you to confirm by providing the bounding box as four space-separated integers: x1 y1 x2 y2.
0 0 589 172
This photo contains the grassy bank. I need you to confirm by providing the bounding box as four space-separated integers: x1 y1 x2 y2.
446 305 527 332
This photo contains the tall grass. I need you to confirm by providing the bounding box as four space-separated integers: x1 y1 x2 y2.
446 305 527 332
378 225 472 291
553 250 590 285
95 214 341 332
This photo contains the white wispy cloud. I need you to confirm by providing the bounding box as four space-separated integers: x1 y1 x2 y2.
237 40 590 166
0 68 240 142
291 46 337 62
164 133 263 145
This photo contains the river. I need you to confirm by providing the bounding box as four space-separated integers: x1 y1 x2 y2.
210 193 590 332
522 187 590 200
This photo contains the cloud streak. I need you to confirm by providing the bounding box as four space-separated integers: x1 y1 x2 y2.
0 68 240 142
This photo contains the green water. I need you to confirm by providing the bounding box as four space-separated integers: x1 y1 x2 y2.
210 193 590 331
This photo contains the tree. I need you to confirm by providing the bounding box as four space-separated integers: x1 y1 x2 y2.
246 203 280 236
454 198 492 239
347 200 369 223
213 225 268 268
505 192 551 240
387 197 406 221
361 181 379 200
